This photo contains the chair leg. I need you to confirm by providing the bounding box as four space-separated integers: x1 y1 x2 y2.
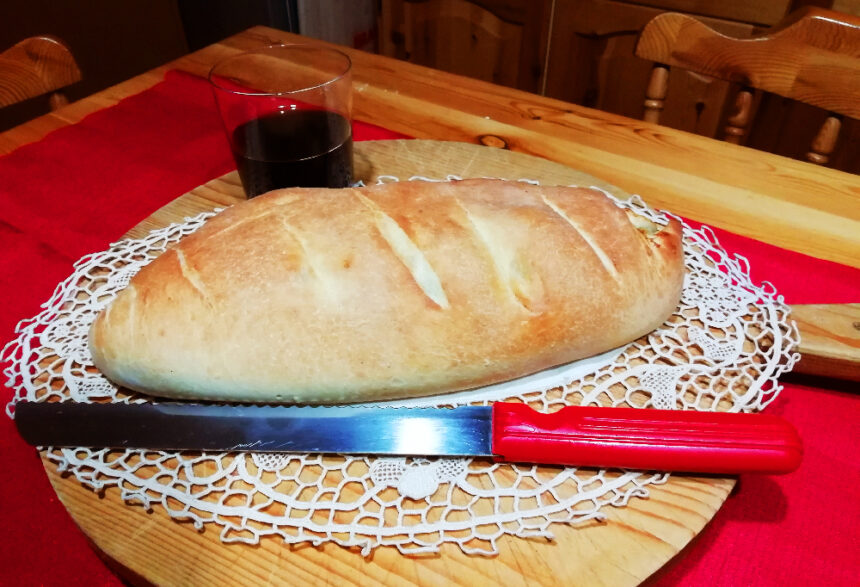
724 88 753 145
643 64 669 124
806 115 841 166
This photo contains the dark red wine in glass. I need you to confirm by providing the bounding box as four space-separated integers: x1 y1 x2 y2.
231 109 353 197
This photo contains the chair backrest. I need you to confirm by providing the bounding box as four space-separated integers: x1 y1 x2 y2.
634 7 860 166
0 36 82 110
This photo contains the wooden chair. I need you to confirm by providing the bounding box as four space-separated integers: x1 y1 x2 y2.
634 7 860 166
0 36 82 110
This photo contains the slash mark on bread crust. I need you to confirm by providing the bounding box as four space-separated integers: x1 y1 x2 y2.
279 218 313 277
278 218 341 302
541 195 621 282
174 249 214 306
354 192 450 309
453 196 538 313
204 209 275 241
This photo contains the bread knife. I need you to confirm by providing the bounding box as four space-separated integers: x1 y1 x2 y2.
13 401 802 474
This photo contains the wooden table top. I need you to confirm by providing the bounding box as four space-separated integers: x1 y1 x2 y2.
1 26 858 269
2 26 857 586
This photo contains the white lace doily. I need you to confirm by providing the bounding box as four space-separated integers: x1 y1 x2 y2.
3 176 800 555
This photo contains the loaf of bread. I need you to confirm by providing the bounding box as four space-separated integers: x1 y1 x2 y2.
88 179 684 403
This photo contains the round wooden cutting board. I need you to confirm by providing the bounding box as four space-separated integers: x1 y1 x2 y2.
42 140 734 586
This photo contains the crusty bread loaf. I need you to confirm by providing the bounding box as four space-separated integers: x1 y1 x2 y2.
88 179 684 403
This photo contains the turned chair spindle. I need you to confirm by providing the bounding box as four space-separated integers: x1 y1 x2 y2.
635 8 860 166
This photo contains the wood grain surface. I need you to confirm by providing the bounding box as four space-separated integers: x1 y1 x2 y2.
44 140 739 587
634 8 860 118
791 303 860 381
0 35 81 109
1 26 858 269
634 7 860 167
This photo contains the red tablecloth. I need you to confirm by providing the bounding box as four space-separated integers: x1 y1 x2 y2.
1 71 857 586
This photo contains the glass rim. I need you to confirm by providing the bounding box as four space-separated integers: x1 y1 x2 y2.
207 43 352 97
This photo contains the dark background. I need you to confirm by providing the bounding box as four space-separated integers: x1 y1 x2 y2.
0 0 298 131
2 0 856 172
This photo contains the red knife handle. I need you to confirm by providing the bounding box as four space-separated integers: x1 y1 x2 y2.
491 403 802 474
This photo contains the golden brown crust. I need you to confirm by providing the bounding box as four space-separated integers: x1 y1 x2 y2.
88 179 684 403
